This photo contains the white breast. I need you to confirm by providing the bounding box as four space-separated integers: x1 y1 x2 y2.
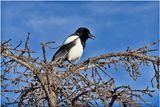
67 38 83 62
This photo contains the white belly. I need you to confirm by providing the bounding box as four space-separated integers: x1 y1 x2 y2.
67 39 83 62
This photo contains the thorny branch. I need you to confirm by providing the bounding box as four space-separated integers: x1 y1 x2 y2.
1 33 159 107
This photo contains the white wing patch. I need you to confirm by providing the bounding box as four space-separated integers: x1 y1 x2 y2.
63 35 79 45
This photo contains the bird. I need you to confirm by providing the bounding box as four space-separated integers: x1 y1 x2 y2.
52 27 95 64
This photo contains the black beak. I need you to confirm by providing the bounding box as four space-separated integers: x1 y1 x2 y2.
89 34 95 39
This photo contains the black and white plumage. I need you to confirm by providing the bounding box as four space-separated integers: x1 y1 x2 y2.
52 27 95 63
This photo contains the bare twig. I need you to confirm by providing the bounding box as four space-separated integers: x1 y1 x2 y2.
1 34 159 106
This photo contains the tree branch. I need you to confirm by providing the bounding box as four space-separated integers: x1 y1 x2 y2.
60 52 159 80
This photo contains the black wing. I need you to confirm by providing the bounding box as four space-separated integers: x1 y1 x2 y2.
52 40 76 62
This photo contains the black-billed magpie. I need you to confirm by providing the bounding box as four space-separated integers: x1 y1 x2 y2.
52 27 95 64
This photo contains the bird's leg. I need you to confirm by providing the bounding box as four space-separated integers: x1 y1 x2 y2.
66 59 76 66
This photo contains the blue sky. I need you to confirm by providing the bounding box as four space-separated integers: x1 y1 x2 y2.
1 1 159 106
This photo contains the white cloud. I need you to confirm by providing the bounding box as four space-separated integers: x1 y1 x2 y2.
84 2 157 15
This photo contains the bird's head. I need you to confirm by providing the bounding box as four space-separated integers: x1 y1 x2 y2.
75 27 95 40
